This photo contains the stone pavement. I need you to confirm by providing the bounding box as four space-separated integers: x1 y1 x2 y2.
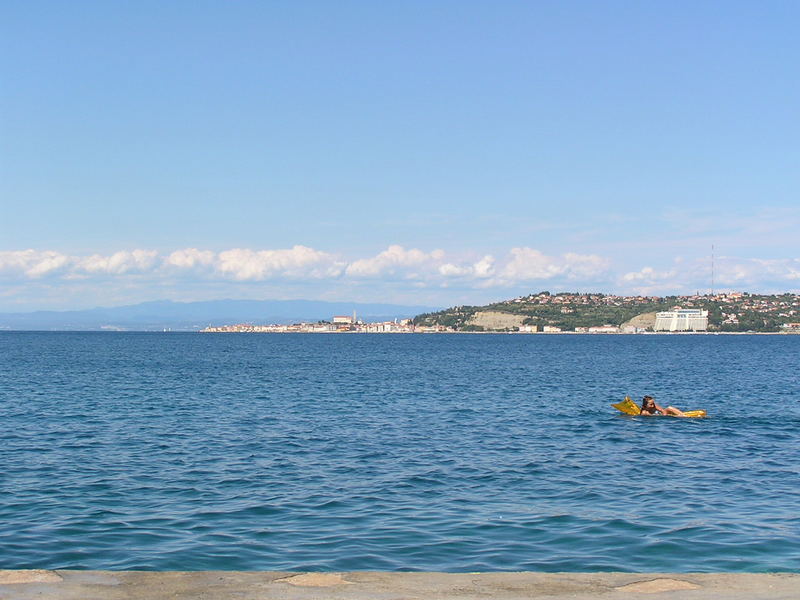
0 570 797 600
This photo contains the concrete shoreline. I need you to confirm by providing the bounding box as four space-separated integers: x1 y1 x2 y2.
1 570 797 599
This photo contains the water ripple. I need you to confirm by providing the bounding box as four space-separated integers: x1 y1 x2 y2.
1 332 799 571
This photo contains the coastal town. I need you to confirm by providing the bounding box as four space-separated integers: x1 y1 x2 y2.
201 314 426 334
201 292 800 334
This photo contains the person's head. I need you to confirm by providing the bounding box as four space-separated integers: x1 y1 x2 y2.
641 395 656 411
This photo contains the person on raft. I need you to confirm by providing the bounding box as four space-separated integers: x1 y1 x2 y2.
640 395 687 417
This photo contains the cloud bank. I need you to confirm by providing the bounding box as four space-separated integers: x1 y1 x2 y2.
0 245 610 288
1 246 799 307
621 257 800 295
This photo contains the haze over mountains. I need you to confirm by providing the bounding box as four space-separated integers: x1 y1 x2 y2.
0 299 440 331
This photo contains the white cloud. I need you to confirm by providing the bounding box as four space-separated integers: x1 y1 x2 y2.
439 255 496 279
473 255 495 278
345 245 445 278
497 247 609 284
715 258 800 285
216 246 343 281
164 248 215 269
502 248 565 280
342 245 611 290
3 246 799 306
344 246 502 285
622 266 678 283
438 263 471 277
562 253 610 278
620 256 800 295
0 245 611 289
0 250 71 278
77 250 159 275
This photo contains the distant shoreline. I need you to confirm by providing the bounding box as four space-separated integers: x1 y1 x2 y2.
196 330 799 336
1 329 798 335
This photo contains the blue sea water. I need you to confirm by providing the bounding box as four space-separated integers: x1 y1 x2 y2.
1 332 798 572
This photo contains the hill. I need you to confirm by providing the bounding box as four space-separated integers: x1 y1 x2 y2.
413 292 800 333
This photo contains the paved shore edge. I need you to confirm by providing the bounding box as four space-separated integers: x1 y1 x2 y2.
0 570 797 599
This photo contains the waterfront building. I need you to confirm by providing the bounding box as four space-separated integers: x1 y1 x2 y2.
654 309 708 332
587 325 620 333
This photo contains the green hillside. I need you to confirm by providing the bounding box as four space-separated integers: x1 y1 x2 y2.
413 292 800 333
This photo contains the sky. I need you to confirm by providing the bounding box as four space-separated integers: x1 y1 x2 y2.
2 1 799 311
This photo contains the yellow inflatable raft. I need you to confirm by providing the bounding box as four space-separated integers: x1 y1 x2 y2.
612 396 707 418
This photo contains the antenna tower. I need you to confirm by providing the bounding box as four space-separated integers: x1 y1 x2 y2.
711 244 715 296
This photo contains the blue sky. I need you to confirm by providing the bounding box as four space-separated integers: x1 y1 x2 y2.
2 1 799 310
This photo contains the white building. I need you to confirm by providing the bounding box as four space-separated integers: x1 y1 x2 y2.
654 309 708 332
588 325 620 333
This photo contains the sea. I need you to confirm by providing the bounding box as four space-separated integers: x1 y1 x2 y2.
1 332 798 572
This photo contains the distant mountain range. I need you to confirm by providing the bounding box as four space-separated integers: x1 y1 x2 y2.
0 299 441 331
